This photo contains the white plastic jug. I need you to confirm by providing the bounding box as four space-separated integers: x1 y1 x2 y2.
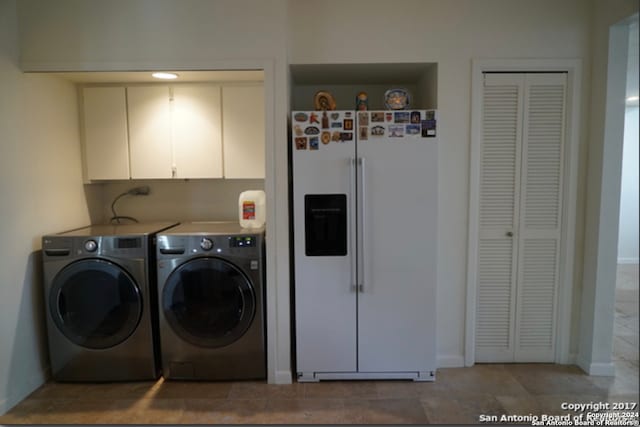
238 190 266 228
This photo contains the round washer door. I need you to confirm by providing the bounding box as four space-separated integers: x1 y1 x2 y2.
162 257 255 348
49 258 143 350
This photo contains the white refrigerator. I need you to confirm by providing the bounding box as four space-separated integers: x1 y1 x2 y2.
291 109 438 381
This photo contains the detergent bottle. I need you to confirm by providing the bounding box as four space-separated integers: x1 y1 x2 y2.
238 190 266 228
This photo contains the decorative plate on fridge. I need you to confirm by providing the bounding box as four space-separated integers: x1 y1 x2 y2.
384 88 411 110
314 91 337 111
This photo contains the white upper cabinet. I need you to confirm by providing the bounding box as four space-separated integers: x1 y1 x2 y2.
222 84 265 179
173 85 223 179
127 86 173 179
81 82 264 181
82 87 130 180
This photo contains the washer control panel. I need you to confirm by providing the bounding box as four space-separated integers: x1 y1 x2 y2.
229 236 256 248
157 233 262 257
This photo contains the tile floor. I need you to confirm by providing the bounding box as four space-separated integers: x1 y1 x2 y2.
1 265 637 425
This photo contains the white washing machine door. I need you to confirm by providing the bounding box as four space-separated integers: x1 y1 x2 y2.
162 257 255 348
49 258 143 350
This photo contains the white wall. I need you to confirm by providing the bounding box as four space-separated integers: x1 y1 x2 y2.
96 180 265 223
618 106 639 263
289 0 592 367
0 0 92 414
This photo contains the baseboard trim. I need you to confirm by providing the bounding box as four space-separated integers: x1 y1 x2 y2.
617 258 639 264
576 357 615 376
273 370 292 384
437 355 465 368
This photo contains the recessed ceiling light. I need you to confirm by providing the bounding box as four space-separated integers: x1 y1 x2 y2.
152 72 178 80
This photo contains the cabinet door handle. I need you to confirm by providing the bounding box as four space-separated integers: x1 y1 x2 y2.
506 231 514 237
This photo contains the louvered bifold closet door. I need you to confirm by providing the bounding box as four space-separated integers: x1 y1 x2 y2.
514 74 566 362
475 74 524 362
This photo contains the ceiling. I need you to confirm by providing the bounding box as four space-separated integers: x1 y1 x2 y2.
48 70 264 84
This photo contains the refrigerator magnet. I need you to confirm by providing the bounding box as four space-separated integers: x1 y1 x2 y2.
389 125 404 137
394 111 410 124
321 132 331 145
309 137 319 150
295 137 308 150
406 124 420 135
309 112 320 124
341 132 353 141
359 127 369 140
371 125 385 137
344 119 353 130
371 112 385 122
294 125 304 136
294 112 308 122
358 112 369 125
410 111 421 124
421 120 436 137
304 126 320 135
321 111 329 129
331 131 341 142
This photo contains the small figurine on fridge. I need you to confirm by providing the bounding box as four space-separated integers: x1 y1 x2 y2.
355 91 368 111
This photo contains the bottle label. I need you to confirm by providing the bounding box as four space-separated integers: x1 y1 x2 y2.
242 201 256 220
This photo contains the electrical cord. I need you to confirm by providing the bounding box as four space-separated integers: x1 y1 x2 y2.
109 186 151 224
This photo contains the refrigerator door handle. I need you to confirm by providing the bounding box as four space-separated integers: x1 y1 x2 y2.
350 157 358 292
358 157 366 293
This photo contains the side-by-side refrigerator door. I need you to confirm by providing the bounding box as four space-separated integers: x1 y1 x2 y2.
291 111 357 379
355 110 438 378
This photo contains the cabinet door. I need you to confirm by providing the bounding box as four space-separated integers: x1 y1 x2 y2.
172 85 223 179
222 85 265 179
82 87 130 180
127 86 173 179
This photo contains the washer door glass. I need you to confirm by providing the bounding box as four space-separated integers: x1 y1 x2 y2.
50 259 142 350
163 257 255 348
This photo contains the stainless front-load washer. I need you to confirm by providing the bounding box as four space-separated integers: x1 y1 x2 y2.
42 222 177 381
156 222 266 380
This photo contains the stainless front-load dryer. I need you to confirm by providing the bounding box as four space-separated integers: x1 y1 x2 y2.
156 222 266 380
42 222 178 381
